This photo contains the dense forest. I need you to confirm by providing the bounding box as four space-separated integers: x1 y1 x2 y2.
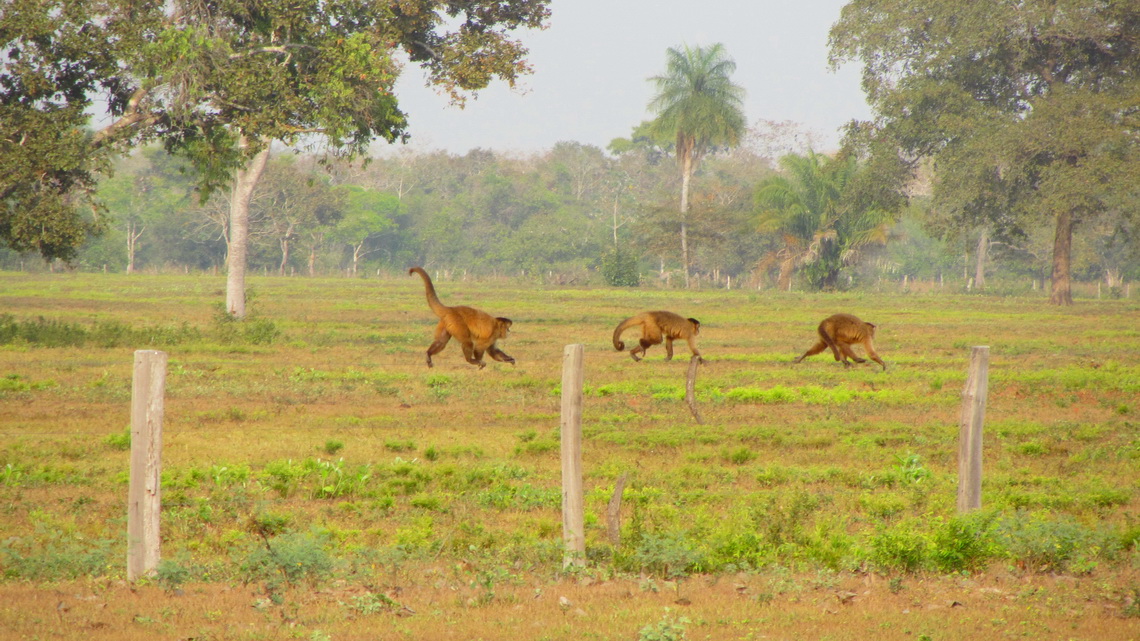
2 127 1135 294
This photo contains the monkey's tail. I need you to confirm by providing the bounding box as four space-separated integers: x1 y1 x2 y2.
612 316 640 351
409 267 448 318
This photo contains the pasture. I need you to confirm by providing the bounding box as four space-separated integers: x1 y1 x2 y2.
1 271 1138 640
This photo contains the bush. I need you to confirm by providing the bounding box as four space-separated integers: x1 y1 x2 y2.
601 248 640 287
930 513 999 572
994 512 1117 572
240 530 335 584
868 520 931 573
628 532 707 579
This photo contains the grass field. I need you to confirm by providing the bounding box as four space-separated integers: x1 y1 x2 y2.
1 271 1138 640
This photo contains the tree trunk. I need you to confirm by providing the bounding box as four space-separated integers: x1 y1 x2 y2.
278 222 294 276
126 221 138 274
974 228 988 290
226 135 270 318
1049 209 1074 306
679 151 693 289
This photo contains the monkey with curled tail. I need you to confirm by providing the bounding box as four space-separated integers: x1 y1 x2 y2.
612 311 703 363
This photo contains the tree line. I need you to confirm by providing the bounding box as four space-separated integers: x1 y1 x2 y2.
2 134 1135 294
3 1 1139 303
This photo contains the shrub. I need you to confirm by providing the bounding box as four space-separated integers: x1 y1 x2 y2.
155 558 192 591
104 428 131 451
930 512 999 572
638 610 690 641
629 532 707 579
240 531 335 584
868 520 931 573
601 248 640 287
994 512 1115 572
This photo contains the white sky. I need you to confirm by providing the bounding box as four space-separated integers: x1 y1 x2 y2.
386 0 871 155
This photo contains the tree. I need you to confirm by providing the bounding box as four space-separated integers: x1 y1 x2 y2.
3 0 550 314
96 148 193 273
754 151 896 291
0 0 151 261
646 43 747 287
830 0 1140 305
257 159 343 276
332 185 399 276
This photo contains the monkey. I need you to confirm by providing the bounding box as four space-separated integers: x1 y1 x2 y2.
794 313 885 370
409 267 515 369
612 311 703 363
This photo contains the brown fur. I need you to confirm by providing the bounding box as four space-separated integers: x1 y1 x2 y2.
409 267 515 369
612 311 703 363
794 313 885 370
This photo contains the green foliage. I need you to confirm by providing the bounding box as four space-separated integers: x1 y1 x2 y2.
0 314 199 348
829 0 1140 304
240 531 335 585
154 558 192 591
753 151 898 290
929 513 1000 573
629 532 707 579
994 512 1117 573
105 428 131 451
601 248 641 286
638 610 691 641
868 519 931 573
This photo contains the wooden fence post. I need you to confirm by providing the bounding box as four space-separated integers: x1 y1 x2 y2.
560 344 585 569
128 350 167 580
957 346 989 513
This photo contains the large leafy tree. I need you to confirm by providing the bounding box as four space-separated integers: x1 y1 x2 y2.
754 151 896 290
646 43 747 288
830 0 1140 305
2 0 549 315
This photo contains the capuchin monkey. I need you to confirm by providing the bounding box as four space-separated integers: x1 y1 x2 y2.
612 311 703 363
794 313 885 370
409 267 515 369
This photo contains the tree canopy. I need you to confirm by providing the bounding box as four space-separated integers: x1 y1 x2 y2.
0 0 551 262
830 0 1140 305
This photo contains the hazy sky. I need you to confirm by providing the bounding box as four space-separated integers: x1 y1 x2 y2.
388 0 871 155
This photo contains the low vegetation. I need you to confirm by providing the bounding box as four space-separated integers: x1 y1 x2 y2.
1 272 1138 639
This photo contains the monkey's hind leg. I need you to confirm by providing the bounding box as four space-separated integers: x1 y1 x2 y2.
426 326 452 368
663 337 675 362
840 343 866 364
794 340 828 363
462 343 487 369
630 340 650 361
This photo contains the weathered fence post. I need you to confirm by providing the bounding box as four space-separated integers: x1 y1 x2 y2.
957 346 989 513
560 344 585 569
128 350 167 580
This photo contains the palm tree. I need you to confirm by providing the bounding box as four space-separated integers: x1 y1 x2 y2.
648 43 746 288
754 151 893 291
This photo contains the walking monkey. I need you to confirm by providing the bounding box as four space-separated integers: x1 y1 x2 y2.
409 267 515 369
612 311 703 363
794 313 885 370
